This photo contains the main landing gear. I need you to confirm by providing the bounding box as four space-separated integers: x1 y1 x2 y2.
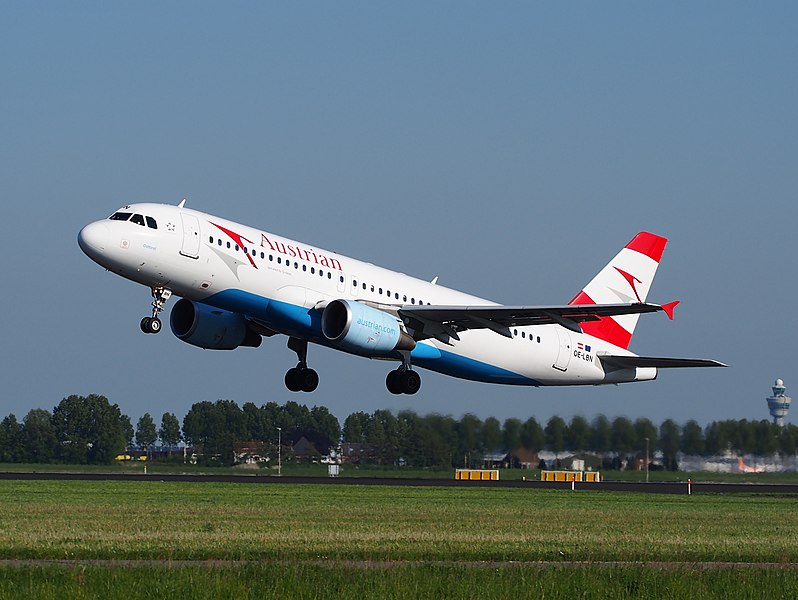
285 337 319 393
386 352 421 395
281 338 421 395
140 287 172 334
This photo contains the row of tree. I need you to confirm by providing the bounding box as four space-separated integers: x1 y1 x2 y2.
342 412 798 470
0 394 796 466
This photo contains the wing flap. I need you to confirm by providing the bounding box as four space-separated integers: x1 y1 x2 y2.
398 303 665 342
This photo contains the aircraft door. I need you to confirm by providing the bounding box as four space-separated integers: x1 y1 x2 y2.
180 213 201 259
553 327 571 372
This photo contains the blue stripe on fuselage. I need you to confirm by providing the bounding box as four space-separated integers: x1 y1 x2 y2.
414 348 541 386
199 289 540 386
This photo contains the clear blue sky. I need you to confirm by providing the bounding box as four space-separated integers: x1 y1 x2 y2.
2 3 796 430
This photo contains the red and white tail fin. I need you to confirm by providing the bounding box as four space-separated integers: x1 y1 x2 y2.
569 232 667 349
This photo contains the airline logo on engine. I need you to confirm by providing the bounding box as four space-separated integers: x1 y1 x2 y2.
357 317 398 338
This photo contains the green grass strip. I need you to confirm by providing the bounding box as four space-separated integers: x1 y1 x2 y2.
0 481 796 564
0 564 797 600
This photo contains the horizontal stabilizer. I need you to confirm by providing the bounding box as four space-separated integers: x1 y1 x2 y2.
599 355 727 370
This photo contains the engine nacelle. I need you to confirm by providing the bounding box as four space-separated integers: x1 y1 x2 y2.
170 298 262 350
321 299 415 355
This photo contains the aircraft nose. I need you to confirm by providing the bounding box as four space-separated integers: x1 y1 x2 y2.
78 221 109 260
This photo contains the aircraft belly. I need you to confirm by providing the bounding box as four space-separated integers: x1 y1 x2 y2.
420 328 607 386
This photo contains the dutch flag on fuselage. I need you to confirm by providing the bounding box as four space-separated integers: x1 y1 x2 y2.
569 232 667 350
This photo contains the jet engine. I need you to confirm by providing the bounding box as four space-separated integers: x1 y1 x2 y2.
321 299 415 355
170 298 262 350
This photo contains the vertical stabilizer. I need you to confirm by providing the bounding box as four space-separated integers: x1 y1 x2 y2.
569 232 667 349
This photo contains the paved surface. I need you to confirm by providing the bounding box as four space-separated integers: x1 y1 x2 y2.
2 471 797 494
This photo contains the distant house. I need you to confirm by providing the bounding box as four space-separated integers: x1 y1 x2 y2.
340 442 364 465
292 436 321 463
234 441 268 465
483 451 507 469
504 448 539 469
560 453 602 471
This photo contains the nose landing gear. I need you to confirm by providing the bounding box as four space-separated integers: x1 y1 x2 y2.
140 287 172 334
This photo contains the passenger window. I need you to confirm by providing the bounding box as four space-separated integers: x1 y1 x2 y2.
146 217 157 229
130 214 145 226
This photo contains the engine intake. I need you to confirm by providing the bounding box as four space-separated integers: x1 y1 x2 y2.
170 298 262 350
321 299 415 355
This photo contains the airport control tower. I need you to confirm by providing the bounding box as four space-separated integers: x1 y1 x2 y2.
766 379 792 427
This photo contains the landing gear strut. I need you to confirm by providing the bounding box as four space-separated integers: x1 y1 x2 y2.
386 351 421 395
140 287 172 334
285 337 319 393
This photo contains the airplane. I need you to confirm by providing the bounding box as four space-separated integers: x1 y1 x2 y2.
78 200 724 395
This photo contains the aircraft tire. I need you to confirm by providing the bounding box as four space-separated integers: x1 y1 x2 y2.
386 370 403 395
400 370 421 395
141 317 161 334
285 368 302 392
300 368 319 393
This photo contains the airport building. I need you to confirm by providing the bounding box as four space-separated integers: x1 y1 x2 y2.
766 378 792 427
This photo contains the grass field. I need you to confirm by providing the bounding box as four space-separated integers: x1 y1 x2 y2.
0 480 796 598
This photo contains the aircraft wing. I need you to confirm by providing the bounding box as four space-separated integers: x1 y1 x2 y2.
397 302 665 343
598 355 727 369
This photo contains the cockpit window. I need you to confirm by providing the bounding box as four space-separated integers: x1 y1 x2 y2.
109 211 157 229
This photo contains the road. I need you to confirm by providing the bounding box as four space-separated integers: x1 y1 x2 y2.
2 471 797 494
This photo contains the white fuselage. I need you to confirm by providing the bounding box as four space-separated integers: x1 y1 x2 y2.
79 203 651 387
